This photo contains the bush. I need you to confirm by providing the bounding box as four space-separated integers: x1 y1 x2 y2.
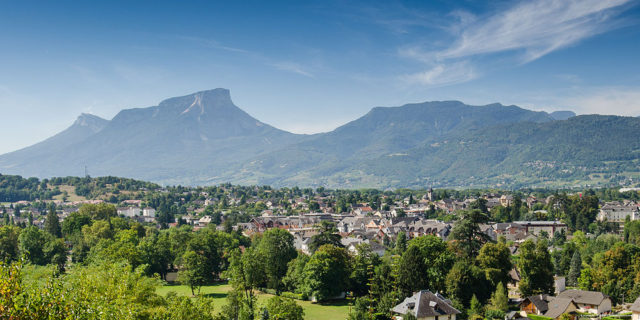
281 291 306 300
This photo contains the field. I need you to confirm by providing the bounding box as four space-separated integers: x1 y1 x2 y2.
51 185 87 202
156 284 351 320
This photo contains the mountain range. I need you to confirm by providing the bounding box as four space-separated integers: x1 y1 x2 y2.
1 88 638 189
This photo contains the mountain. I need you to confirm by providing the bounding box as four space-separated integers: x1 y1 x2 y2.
222 101 556 186
1 89 639 189
0 113 109 171
550 110 577 120
0 89 305 184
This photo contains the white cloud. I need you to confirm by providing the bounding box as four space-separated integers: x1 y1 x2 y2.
563 87 640 116
271 62 314 78
399 0 634 87
401 61 477 86
440 0 632 63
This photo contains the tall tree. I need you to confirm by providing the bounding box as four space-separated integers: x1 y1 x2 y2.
44 204 62 238
519 239 554 297
477 241 513 288
567 250 582 286
301 244 351 301
450 209 490 258
308 221 342 253
257 228 297 292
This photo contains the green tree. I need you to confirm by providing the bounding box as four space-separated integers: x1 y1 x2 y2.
225 247 265 320
301 244 351 301
567 250 582 286
18 226 47 265
519 239 554 297
395 232 407 254
180 250 210 295
446 261 490 308
61 211 91 237
282 254 309 294
468 294 484 320
44 204 62 238
261 296 304 320
308 221 343 253
450 209 490 258
350 243 381 297
487 282 508 313
257 228 297 292
78 203 117 220
477 241 513 287
0 226 20 262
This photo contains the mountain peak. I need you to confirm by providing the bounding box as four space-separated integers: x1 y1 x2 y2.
73 113 109 130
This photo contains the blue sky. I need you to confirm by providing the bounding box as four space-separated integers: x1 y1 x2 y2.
0 0 639 154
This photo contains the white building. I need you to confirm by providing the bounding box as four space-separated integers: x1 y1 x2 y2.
117 207 141 217
142 207 156 217
597 203 639 222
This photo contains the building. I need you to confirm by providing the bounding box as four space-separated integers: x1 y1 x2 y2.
631 297 640 320
117 207 141 217
391 290 461 320
513 221 568 238
520 294 552 315
142 207 156 217
597 203 639 222
556 289 611 315
544 298 577 320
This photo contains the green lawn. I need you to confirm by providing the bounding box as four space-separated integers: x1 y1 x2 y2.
156 284 351 320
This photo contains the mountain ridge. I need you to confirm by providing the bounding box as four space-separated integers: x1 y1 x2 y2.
1 89 638 189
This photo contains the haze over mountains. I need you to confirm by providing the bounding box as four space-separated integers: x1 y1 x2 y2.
1 89 638 189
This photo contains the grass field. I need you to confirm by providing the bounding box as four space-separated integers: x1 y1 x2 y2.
156 284 351 320
51 185 87 202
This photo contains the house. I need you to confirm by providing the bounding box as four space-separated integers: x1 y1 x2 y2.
630 297 640 320
391 290 461 320
500 195 514 207
597 203 639 222
543 298 578 320
513 221 568 238
556 289 612 315
117 207 141 217
520 294 552 315
142 207 156 217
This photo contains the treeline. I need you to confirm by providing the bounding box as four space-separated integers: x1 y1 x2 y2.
0 174 60 202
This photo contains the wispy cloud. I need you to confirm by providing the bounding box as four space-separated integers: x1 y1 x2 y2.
400 0 634 87
441 0 633 63
271 62 314 78
563 87 640 116
401 61 477 86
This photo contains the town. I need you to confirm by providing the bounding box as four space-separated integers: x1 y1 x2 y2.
1 174 640 320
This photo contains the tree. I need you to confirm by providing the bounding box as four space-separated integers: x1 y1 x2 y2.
261 296 304 320
350 243 381 297
519 239 554 297
282 254 309 294
395 232 407 254
44 204 62 238
567 250 582 286
257 229 297 292
468 294 483 320
397 245 428 298
18 226 47 265
179 250 210 295
477 241 513 288
308 221 343 253
446 261 490 308
225 247 265 320
301 244 351 301
397 235 455 298
487 282 508 313
450 209 490 258
78 203 117 220
0 226 20 262
61 211 92 237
